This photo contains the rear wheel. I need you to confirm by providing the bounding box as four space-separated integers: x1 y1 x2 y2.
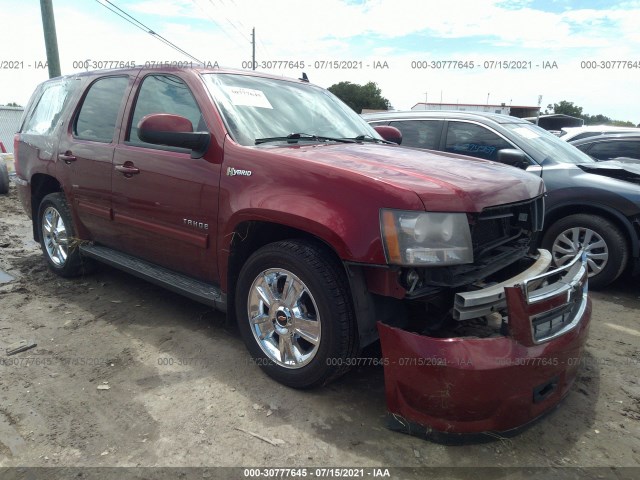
542 214 628 289
38 193 93 277
235 240 357 389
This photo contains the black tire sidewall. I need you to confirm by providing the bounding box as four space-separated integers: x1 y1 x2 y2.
37 193 85 277
542 214 628 289
0 162 9 195
235 241 352 389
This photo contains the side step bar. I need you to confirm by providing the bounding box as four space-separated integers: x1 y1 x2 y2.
79 244 226 311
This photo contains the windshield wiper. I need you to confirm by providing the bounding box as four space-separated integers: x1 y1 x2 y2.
346 134 394 144
255 133 356 145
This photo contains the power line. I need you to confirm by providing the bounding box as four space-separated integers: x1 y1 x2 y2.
191 0 245 49
257 36 270 58
195 0 270 58
216 1 269 58
94 0 203 63
208 0 250 42
100 0 202 62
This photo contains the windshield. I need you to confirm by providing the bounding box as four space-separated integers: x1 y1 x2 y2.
202 73 381 146
503 122 595 165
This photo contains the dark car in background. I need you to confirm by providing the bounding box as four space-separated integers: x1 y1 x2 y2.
363 111 640 288
570 133 640 161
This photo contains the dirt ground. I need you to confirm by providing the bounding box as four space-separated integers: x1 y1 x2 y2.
1 184 639 478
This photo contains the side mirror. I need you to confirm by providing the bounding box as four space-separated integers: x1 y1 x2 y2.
138 113 210 159
374 125 402 145
497 148 529 170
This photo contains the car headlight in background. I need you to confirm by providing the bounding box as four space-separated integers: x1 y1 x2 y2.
380 209 473 266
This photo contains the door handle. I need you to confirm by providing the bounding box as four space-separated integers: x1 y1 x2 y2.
115 164 140 175
58 152 77 164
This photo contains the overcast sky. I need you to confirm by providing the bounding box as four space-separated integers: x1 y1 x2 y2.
0 0 639 123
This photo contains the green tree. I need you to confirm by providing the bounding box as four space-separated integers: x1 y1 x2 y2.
327 81 391 113
549 100 583 117
546 100 635 126
610 120 635 127
583 113 611 125
2 102 22 107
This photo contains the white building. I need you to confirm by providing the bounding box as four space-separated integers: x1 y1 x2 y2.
411 102 540 118
0 106 24 153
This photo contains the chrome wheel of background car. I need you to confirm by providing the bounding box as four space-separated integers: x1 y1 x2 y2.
247 268 321 369
41 206 69 267
551 227 608 277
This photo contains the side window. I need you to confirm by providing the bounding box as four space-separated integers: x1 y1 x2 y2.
574 143 591 153
588 141 640 160
445 122 512 161
128 75 203 145
389 120 443 149
570 132 599 142
23 82 72 135
74 76 129 142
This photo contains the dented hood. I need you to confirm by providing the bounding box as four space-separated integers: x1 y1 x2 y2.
272 143 544 212
578 159 640 183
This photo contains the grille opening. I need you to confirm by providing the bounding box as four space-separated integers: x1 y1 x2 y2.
471 197 542 261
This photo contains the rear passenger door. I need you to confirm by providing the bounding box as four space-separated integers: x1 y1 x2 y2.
111 72 220 282
56 75 132 244
388 120 444 150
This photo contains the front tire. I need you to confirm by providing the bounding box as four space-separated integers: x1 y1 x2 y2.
38 192 92 277
235 240 357 389
542 214 628 289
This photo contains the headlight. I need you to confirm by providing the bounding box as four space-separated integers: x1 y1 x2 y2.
380 209 473 266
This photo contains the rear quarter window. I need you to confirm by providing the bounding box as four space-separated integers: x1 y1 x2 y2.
22 80 77 136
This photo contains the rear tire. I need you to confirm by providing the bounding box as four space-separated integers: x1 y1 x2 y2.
38 192 93 277
0 162 9 195
235 240 357 389
542 214 628 289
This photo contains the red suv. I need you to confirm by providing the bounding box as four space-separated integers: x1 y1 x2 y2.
13 66 590 438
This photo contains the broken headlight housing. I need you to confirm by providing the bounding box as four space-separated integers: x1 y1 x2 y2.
380 209 473 266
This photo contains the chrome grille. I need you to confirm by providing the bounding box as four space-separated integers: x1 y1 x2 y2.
523 251 589 344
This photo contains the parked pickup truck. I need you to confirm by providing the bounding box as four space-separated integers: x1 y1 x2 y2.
14 66 590 439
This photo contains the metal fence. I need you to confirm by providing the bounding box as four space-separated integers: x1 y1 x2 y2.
0 106 24 153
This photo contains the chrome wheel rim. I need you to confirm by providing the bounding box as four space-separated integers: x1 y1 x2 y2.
42 206 69 267
247 268 321 369
552 227 608 277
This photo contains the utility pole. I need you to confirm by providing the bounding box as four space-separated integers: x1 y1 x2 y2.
536 95 542 125
39 0 61 78
251 27 256 70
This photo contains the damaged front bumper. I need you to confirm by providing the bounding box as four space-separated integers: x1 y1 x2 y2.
378 250 591 440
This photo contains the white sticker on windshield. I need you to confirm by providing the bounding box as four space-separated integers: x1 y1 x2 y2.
226 87 273 109
513 127 540 139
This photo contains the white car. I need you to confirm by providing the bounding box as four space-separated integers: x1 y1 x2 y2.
559 125 639 142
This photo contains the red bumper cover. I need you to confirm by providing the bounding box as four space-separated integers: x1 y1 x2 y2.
379 251 591 437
